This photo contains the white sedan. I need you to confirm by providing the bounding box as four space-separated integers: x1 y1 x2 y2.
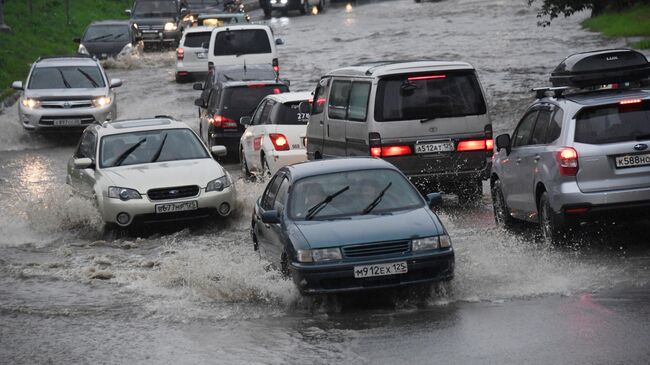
239 92 311 178
66 117 236 228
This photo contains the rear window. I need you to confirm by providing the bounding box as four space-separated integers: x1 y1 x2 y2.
183 32 211 48
272 101 310 125
213 30 271 56
375 70 487 122
575 100 650 144
29 66 105 89
221 84 288 122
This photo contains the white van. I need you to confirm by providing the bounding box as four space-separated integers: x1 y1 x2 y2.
207 24 282 75
305 61 492 203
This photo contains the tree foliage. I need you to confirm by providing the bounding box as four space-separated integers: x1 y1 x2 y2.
528 0 650 26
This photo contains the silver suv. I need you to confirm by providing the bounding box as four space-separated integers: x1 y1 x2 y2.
12 55 121 133
491 49 650 243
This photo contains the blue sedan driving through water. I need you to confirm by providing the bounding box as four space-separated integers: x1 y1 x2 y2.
251 158 454 295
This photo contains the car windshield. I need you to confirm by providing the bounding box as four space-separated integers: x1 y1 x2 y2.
213 29 271 56
575 100 650 144
183 31 211 47
375 70 487 121
83 25 130 42
133 1 177 18
99 128 209 168
222 84 288 123
272 101 310 125
28 66 105 89
289 169 423 220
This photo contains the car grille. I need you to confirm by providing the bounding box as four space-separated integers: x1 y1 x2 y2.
342 240 411 258
39 115 95 126
140 25 164 30
40 100 93 109
147 185 200 201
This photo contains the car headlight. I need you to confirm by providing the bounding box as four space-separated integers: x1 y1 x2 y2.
92 96 112 107
108 186 142 201
206 174 231 192
296 248 342 263
164 22 177 31
77 44 90 55
412 235 451 251
280 0 288 4
21 98 40 109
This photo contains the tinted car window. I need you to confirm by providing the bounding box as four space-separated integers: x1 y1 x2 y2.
512 111 538 147
328 80 350 120
574 101 650 144
132 1 177 18
262 175 282 210
289 169 423 220
99 128 209 168
221 84 288 124
29 66 105 89
259 101 274 124
272 101 310 125
251 100 266 125
347 82 371 122
274 178 289 212
213 30 271 56
546 108 563 143
84 25 130 42
530 110 552 145
183 32 211 48
375 70 487 122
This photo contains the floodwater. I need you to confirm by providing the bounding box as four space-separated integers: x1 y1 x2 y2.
1 0 649 363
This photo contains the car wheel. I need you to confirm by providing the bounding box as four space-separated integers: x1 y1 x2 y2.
491 179 515 228
457 180 482 205
261 155 272 179
241 149 253 180
280 250 291 277
539 192 564 245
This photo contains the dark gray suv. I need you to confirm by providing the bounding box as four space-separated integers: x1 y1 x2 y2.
491 49 650 244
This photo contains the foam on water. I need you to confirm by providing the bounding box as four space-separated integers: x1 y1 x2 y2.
102 51 176 70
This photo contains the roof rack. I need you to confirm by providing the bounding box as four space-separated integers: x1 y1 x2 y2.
36 54 96 62
532 86 571 99
351 60 435 75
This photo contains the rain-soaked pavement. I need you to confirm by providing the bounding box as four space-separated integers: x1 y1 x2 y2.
1 0 649 363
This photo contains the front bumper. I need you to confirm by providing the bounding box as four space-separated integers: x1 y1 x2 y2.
140 29 181 45
290 249 454 295
99 185 236 226
19 103 116 132
266 148 307 174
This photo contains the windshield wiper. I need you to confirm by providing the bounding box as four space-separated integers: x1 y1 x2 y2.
306 186 349 220
362 182 392 215
86 34 115 42
113 138 146 166
149 133 168 163
57 68 71 88
76 68 99 88
419 117 437 123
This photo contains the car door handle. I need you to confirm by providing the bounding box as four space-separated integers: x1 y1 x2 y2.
319 120 323 125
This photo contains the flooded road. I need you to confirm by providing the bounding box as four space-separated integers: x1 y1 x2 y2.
1 0 649 363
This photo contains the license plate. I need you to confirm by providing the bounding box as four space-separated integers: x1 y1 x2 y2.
615 153 650 168
196 52 207 59
53 119 81 126
142 29 157 33
155 200 198 214
353 261 407 278
415 141 454 154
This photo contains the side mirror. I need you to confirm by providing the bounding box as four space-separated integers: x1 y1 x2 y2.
210 145 227 157
282 79 291 87
73 37 81 44
134 35 143 43
298 101 310 114
201 42 209 49
495 134 511 154
239 116 251 126
125 9 132 16
261 210 281 224
109 79 123 88
11 81 23 90
74 157 94 169
275 38 284 45
426 192 443 208
194 98 206 108
193 82 204 91
180 7 188 16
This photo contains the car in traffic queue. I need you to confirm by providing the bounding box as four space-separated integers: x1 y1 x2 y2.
182 0 224 21
239 91 311 178
491 49 650 244
75 20 143 60
66 117 236 228
194 66 290 160
194 12 250 27
305 61 492 203
127 0 188 49
251 158 454 295
175 26 212 82
11 55 121 133
259 0 323 17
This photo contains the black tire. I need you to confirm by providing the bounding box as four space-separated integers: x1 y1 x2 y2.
458 180 483 205
539 192 564 245
491 179 516 228
241 149 253 180
261 155 272 179
280 250 291 277
300 0 308 14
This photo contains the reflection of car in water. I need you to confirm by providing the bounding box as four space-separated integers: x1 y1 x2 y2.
251 157 454 295
127 0 187 49
75 20 143 60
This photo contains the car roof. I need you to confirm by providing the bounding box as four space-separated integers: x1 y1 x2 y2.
214 24 270 31
561 88 650 106
198 13 245 19
284 158 399 181
326 60 475 78
184 26 213 33
92 117 190 136
265 91 312 103
222 80 285 88
34 56 99 68
88 20 131 27
214 64 278 82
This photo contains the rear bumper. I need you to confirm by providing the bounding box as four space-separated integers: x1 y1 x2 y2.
210 132 243 151
289 250 454 295
266 148 307 174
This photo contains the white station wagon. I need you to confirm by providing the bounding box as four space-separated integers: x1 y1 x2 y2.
66 117 236 228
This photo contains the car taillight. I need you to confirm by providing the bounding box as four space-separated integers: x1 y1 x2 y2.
176 48 184 60
457 139 493 151
619 98 642 105
407 75 446 81
272 58 279 74
269 133 289 151
210 115 237 128
368 132 411 157
556 147 578 176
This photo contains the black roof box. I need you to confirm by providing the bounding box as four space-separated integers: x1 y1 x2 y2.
550 49 650 88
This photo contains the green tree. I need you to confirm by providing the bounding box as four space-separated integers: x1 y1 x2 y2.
528 0 648 26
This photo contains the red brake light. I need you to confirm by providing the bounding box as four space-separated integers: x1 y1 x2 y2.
176 48 184 60
269 133 289 151
210 115 237 128
369 145 412 157
457 139 487 151
273 65 279 73
619 98 642 105
370 147 381 157
272 58 279 74
247 83 265 88
486 139 494 150
556 147 578 176
407 75 446 81
273 87 281 94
